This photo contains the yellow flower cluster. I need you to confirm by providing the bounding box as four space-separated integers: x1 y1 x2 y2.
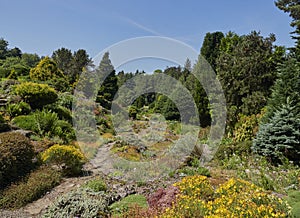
41 144 86 164
161 176 290 218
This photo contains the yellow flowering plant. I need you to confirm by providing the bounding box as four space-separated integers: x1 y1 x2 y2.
161 175 291 218
41 144 86 176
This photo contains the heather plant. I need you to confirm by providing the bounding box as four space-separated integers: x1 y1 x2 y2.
0 132 34 188
0 167 61 209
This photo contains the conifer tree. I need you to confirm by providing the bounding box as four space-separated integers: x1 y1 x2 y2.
253 100 300 164
96 52 118 110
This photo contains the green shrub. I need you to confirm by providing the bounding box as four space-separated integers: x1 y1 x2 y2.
12 110 75 143
7 64 30 79
215 138 252 161
57 92 74 110
42 189 110 218
45 104 72 122
41 144 86 176
129 106 138 119
0 167 61 209
14 82 58 109
7 101 31 118
53 119 76 143
0 67 10 78
110 194 148 216
0 132 34 188
12 114 36 131
82 178 107 192
0 114 10 132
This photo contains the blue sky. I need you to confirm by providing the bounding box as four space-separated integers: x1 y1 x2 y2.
0 0 294 72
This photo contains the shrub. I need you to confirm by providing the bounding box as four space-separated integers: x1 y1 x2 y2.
0 167 61 209
129 106 138 119
14 82 58 109
110 194 148 216
33 110 60 136
215 138 252 161
45 104 72 122
12 114 36 131
29 57 64 82
12 110 75 143
56 92 74 110
82 178 107 192
42 189 110 218
6 101 31 118
41 144 86 176
0 113 10 132
0 67 10 78
161 176 291 217
233 113 262 142
0 132 34 188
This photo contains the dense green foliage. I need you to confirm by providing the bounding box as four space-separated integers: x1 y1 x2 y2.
52 48 90 84
6 101 31 118
253 101 300 164
82 178 107 192
217 31 282 131
0 132 34 188
265 58 300 120
14 82 58 109
96 52 118 109
0 113 9 132
12 110 75 143
200 31 224 70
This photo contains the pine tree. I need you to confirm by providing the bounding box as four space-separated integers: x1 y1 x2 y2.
265 58 300 120
252 100 300 164
200 32 224 71
275 0 300 56
96 52 118 110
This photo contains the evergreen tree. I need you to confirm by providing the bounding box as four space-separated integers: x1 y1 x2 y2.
200 31 224 70
265 58 300 120
30 57 64 81
217 31 280 131
252 100 300 164
96 52 118 110
52 47 73 75
276 0 300 56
